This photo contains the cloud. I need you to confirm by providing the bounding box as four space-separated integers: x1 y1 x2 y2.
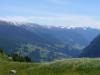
0 16 32 23
0 15 100 29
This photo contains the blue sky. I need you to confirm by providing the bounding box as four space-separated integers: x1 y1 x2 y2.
0 0 100 28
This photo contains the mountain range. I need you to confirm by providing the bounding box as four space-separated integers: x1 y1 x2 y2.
0 20 100 62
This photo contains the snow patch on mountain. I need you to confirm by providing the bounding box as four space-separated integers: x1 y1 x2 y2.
0 20 99 30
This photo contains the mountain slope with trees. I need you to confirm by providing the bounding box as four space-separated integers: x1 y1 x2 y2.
80 34 100 57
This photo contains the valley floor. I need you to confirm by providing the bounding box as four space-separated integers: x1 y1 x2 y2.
1 58 100 75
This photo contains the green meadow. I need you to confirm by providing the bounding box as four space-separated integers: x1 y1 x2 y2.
0 56 100 75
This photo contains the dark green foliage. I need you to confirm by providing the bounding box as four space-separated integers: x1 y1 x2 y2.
11 53 31 62
0 48 4 54
24 56 31 62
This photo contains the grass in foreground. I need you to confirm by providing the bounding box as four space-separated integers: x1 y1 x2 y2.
0 58 100 75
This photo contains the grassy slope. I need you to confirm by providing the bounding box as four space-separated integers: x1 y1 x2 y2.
0 58 100 75
0 53 11 61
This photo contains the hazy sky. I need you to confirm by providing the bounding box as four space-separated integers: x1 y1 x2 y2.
0 0 100 28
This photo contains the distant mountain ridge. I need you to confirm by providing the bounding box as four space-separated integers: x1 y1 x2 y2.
0 20 100 62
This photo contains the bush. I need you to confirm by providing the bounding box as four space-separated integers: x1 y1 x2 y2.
11 53 31 62
0 48 4 54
